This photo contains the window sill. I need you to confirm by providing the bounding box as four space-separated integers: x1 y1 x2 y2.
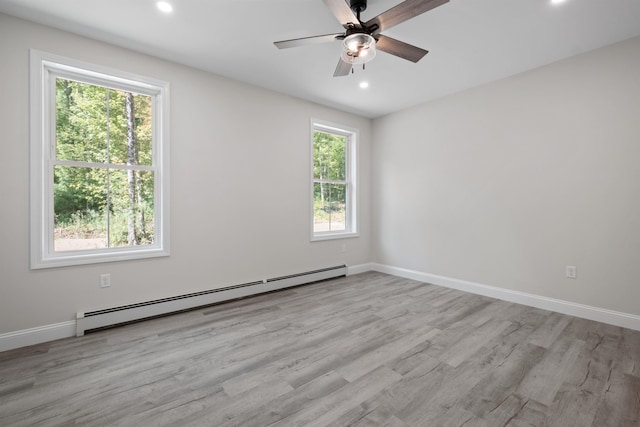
31 247 170 270
311 231 359 242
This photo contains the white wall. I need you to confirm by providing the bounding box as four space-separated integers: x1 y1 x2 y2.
372 36 640 316
0 13 372 334
3 11 639 343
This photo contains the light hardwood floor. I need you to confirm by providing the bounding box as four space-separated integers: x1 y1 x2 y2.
1 272 639 426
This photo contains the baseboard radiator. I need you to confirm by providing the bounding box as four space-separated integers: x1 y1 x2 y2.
76 265 347 336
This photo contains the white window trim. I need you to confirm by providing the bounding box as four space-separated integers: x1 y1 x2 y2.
310 118 358 241
29 49 171 269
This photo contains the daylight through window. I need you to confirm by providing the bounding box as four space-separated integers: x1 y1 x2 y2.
30 51 170 268
311 120 357 240
54 80 154 251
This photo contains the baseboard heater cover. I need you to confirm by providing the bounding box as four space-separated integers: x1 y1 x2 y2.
76 265 347 336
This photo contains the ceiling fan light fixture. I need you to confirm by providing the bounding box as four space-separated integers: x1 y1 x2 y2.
273 0 447 77
341 33 377 65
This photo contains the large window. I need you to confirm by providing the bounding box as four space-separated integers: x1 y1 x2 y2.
30 50 170 269
311 119 357 240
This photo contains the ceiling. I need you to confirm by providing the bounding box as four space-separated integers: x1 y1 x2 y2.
1 0 639 118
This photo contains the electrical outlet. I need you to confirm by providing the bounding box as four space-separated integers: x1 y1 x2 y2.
100 273 111 288
340 243 347 253
566 266 577 279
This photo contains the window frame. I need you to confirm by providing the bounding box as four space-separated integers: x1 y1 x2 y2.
30 50 170 269
310 118 358 241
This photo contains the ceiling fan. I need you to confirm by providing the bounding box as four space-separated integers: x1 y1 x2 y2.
274 0 449 77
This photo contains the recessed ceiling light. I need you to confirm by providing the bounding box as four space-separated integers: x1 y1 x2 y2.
156 1 173 13
359 81 369 89
550 0 566 4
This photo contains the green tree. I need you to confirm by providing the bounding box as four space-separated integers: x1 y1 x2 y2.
54 79 154 248
314 131 346 201
313 131 347 231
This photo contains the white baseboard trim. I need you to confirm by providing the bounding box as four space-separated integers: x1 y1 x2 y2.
371 263 640 331
2 266 349 351
0 321 76 353
4 263 638 353
347 263 374 276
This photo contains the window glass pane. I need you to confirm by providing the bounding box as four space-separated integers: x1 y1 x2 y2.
56 79 108 164
53 165 155 251
54 165 108 252
55 79 152 166
313 131 346 181
313 182 346 233
134 94 153 166
108 92 153 166
108 169 155 247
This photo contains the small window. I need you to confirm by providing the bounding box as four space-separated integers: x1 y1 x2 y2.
311 119 357 240
30 50 170 268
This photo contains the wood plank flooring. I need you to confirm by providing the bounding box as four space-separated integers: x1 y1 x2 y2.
1 272 639 426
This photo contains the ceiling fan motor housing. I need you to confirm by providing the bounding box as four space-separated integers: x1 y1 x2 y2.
350 0 367 14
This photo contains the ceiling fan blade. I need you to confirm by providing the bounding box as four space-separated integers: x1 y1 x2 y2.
274 33 344 49
365 0 449 33
334 58 352 77
376 35 428 63
323 0 361 28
